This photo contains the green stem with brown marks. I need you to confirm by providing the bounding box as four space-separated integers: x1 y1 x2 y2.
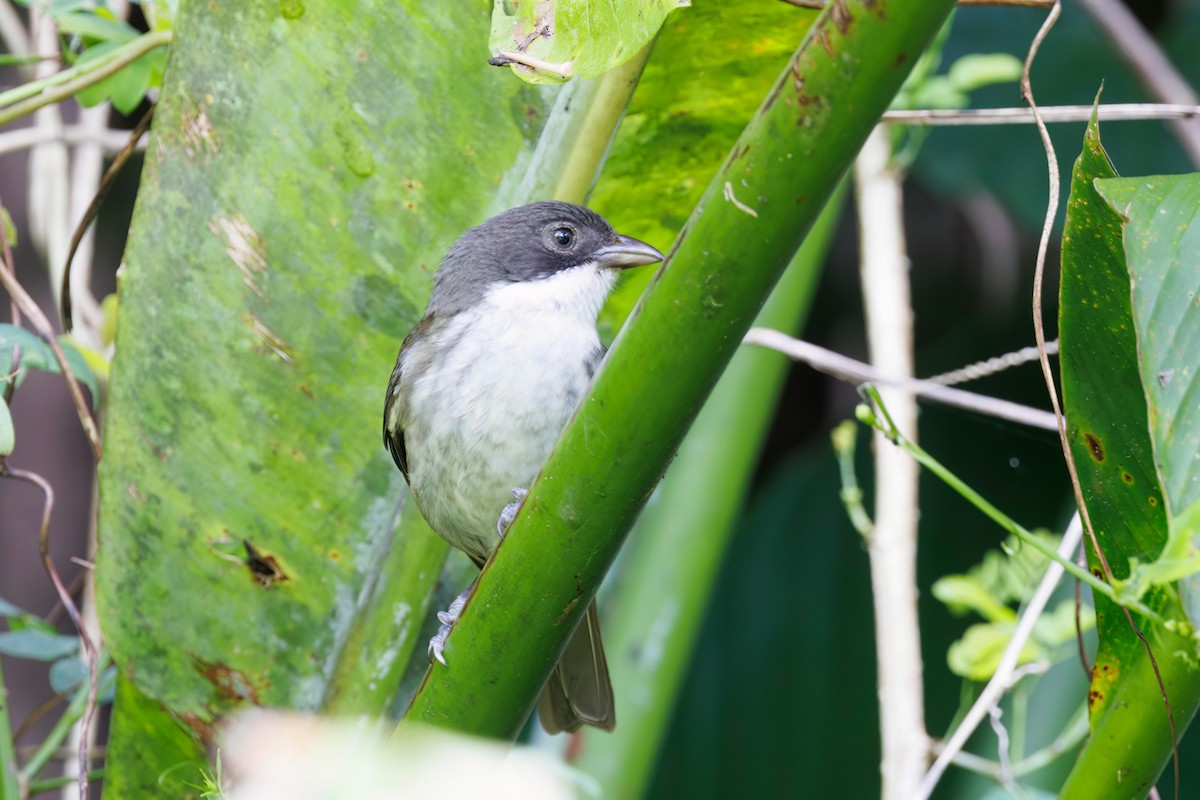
400 0 958 740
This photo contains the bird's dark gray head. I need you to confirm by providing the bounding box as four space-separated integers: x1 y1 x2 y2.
427 201 662 316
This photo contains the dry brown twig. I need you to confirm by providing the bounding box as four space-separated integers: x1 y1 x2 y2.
0 193 101 460
0 466 99 800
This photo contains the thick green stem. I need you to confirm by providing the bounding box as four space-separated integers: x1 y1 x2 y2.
400 0 956 740
0 31 171 128
572 185 846 796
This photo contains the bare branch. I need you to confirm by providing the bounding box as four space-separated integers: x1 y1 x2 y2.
0 126 144 158
882 103 1200 126
855 124 928 799
926 340 1057 385
742 328 1059 431
917 514 1083 798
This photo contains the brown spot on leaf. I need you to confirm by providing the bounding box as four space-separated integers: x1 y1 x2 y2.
243 539 288 588
1149 496 1158 507
830 0 853 33
194 658 260 703
1121 471 1134 485
1084 433 1105 462
178 713 219 745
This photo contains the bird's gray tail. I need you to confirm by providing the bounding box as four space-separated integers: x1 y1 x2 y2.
538 600 615 734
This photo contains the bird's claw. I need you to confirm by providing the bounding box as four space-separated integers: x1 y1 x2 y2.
427 586 470 667
497 487 529 540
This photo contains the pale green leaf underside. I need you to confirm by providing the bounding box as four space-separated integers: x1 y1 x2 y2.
489 0 688 84
1095 174 1200 521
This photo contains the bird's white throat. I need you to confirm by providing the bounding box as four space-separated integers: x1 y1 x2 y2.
399 263 614 561
481 262 618 321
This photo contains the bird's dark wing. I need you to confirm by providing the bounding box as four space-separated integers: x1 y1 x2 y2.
382 352 409 480
384 317 438 481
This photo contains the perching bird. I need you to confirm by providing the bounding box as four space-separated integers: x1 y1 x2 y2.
382 201 663 733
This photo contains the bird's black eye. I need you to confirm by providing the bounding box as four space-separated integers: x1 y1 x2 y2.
552 227 575 248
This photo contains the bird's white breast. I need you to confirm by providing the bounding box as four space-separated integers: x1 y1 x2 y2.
400 265 615 560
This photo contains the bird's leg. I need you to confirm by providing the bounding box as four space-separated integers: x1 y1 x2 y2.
496 487 529 540
428 581 473 666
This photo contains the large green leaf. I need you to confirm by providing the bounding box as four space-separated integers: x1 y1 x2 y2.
95 0 552 776
489 0 687 84
1095 174 1200 522
1058 111 1168 721
1058 117 1200 799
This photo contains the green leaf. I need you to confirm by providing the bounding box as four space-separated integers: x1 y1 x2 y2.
0 596 23 617
946 53 1022 93
591 0 816 334
56 10 139 43
0 630 81 661
1094 173 1200 522
489 0 688 84
1032 599 1095 649
103 50 153 115
0 325 99 402
931 574 1015 623
49 657 89 694
1058 109 1200 800
0 394 11 457
947 622 1042 681
0 205 17 247
94 0 552 761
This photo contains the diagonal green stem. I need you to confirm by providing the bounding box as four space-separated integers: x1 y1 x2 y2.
858 386 1163 624
0 31 171 129
400 0 957 740
572 184 847 796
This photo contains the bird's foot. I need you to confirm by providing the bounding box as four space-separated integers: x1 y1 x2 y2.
428 583 472 666
496 487 529 540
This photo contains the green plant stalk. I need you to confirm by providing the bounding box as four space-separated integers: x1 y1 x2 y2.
321 509 447 716
17 667 96 784
0 658 18 800
554 43 654 203
572 184 846 796
502 41 655 208
951 704 1089 780
27 770 104 794
1059 615 1200 800
401 0 956 739
0 31 171 128
857 390 1161 622
832 419 874 537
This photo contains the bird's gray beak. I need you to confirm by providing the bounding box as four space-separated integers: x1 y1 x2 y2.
593 234 665 270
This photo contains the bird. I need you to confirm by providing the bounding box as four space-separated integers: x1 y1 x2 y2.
382 201 664 733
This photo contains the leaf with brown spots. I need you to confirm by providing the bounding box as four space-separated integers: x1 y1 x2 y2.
1058 107 1200 800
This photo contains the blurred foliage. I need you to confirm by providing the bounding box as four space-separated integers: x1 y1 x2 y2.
914 4 1200 231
